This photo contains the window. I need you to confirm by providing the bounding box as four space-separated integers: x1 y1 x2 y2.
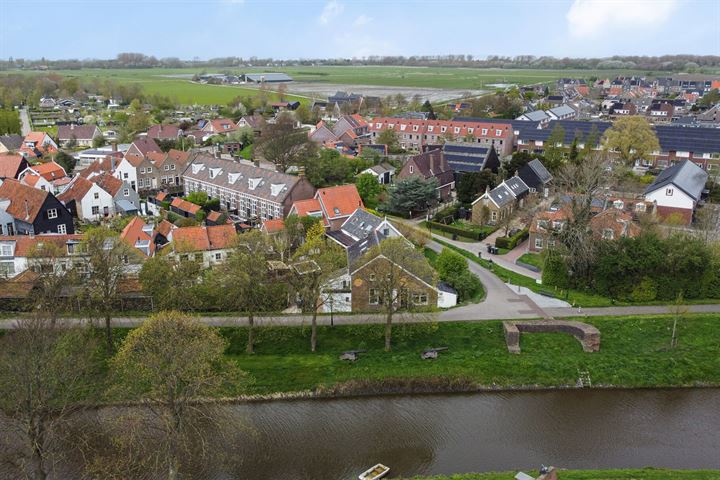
57 224 66 234
412 293 429 305
215 252 222 260
123 172 128 179
147 167 152 173
47 208 58 219
491 211 497 221
666 188 673 196
409 165 414 174
602 229 615 240
123 188 130 197
92 206 100 215
171 164 176 170
535 238 543 249
140 168 145 174
94 192 99 200
164 165 170 171
548 239 556 247
369 288 380 305
481 128 488 135
0 261 14 277
369 273 376 281
0 244 12 256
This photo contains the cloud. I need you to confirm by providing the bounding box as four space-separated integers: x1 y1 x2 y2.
566 0 679 38
319 1 343 25
354 14 372 27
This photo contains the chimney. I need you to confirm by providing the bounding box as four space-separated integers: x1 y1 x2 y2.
112 142 118 152
298 166 306 178
24 199 30 221
110 156 115 171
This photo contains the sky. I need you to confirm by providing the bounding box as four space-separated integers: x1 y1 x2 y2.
1 0 719 60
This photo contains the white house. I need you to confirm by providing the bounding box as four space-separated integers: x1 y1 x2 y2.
319 270 352 313
643 159 708 225
113 155 141 191
437 282 458 309
57 175 116 221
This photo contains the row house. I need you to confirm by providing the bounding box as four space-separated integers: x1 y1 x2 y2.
182 154 315 223
171 224 237 267
0 179 75 235
368 117 514 156
58 173 139 221
289 184 364 230
0 234 84 278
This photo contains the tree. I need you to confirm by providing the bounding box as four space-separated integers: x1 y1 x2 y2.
303 148 370 187
92 134 106 149
543 124 566 171
26 242 79 325
110 311 237 480
420 100 436 119
127 98 149 134
0 317 100 480
257 115 315 172
604 116 660 165
376 129 401 153
290 227 346 352
218 230 270 353
506 151 537 179
358 238 436 351
669 292 688 349
356 173 383 209
81 227 135 354
456 169 496 204
434 248 481 302
139 255 204 311
384 176 438 216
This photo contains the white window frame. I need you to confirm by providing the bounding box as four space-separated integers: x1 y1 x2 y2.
47 208 58 219
535 237 543 249
57 224 66 234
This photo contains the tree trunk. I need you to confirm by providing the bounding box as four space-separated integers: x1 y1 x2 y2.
310 310 317 353
105 313 113 354
247 313 254 354
671 317 678 348
29 416 48 480
384 309 393 352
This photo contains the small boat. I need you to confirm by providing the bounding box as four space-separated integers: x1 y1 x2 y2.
358 463 390 480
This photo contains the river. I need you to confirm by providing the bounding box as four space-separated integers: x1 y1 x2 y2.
224 388 720 479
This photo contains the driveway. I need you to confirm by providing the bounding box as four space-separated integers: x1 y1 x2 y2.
19 107 31 135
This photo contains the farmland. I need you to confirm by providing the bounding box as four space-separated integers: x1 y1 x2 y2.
18 65 671 105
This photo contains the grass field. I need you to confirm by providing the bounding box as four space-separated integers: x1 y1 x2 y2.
517 252 544 270
156 312 720 396
406 469 720 480
16 65 679 105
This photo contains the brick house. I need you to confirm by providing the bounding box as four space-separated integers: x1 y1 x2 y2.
471 176 529 225
289 184 364 230
57 124 102 147
397 149 455 203
171 224 237 267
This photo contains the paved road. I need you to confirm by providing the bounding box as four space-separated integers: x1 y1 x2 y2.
19 107 31 135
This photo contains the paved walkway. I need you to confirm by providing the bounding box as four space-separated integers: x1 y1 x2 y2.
19 108 31 135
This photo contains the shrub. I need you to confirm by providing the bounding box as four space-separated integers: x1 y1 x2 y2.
631 277 658 302
495 228 529 249
542 254 569 289
427 221 487 241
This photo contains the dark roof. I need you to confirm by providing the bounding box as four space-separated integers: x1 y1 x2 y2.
341 208 384 241
442 142 490 172
644 159 708 202
406 149 454 185
527 159 553 183
488 184 514 208
504 176 529 197
57 124 99 140
515 120 611 145
0 134 23 151
326 229 356 248
438 281 457 295
654 125 720 155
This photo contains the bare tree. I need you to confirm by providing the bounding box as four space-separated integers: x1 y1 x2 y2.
669 292 688 349
81 227 137 354
0 316 100 480
257 114 316 172
109 311 239 480
26 241 80 325
357 237 436 351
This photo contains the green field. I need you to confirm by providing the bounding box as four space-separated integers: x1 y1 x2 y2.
406 469 720 480
19 65 676 105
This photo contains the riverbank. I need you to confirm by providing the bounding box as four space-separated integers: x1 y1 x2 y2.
208 313 720 396
406 469 720 479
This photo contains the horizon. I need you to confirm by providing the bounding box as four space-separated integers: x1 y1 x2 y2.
1 0 719 60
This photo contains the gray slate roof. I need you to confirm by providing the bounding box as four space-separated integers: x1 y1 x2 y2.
0 135 23 151
182 154 302 203
504 176 529 197
548 105 576 117
520 110 550 122
527 159 553 183
645 159 708 202
341 208 384 240
489 183 515 208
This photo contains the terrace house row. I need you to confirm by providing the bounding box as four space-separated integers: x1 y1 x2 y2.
368 117 514 156
182 155 315 223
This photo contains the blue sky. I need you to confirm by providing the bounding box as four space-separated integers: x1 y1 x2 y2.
1 0 719 60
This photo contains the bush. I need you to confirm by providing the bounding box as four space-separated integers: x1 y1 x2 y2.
428 221 487 241
631 277 658 302
447 270 482 302
542 254 569 289
435 249 467 279
495 228 529 249
432 205 460 223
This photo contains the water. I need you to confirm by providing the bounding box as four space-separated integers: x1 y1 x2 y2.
226 388 720 479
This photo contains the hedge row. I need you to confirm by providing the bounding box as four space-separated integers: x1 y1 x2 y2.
427 221 488 241
495 228 529 249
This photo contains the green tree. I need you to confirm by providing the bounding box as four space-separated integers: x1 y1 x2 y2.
384 176 438 216
543 124 566 171
456 169 496 204
92 134 106 148
110 311 238 480
257 115 315 172
358 237 436 351
604 116 660 165
355 173 383 209
139 255 204 311
127 98 150 134
376 129 401 153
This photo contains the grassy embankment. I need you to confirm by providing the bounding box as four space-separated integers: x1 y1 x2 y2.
115 313 720 396
517 252 544 270
405 469 720 480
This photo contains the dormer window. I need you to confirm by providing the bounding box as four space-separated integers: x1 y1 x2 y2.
413 125 419 132
228 172 242 184
613 200 624 209
440 126 447 133
666 187 674 196
209 167 223 179
454 127 460 134
191 163 205 175
481 128 488 135
496 129 502 136
409 165 414 174
0 243 13 256
270 183 286 197
248 178 262 190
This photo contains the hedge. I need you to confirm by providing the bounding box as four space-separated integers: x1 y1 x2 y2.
427 221 488 241
495 228 529 249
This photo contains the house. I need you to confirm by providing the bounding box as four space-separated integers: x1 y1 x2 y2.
92 173 140 215
589 209 641 241
170 197 201 218
0 234 84 279
359 163 395 184
236 115 265 135
125 138 162 158
147 124 183 140
182 154 315 223
154 219 176 246
518 158 553 197
0 153 30 180
517 110 551 124
171 224 237 267
260 218 285 234
644 159 708 225
115 147 190 193
471 175 529 225
326 208 404 265
114 154 144 191
308 121 337 145
57 124 102 147
0 134 23 154
154 149 191 189
289 184 364 230
57 175 115 221
201 118 239 135
442 142 500 174
528 207 568 253
75 145 126 168
18 161 68 194
19 132 58 158
242 73 292 83
397 149 455 203
120 216 157 256
647 103 674 122
205 210 227 226
0 179 75 235
546 105 577 121
609 102 638 116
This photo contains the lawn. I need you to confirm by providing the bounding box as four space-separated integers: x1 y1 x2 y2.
517 252 544 270
406 469 720 480
212 313 720 395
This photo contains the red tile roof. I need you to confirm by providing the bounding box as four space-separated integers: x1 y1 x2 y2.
368 117 513 140
120 216 154 256
0 234 84 257
205 118 239 133
0 179 51 222
156 219 175 239
31 161 66 181
261 218 285 234
129 138 162 157
156 191 168 202
57 176 95 204
316 184 364 220
170 197 201 215
91 173 123 197
147 124 181 139
0 153 25 179
207 210 223 222
292 198 322 216
146 151 166 164
173 224 236 252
